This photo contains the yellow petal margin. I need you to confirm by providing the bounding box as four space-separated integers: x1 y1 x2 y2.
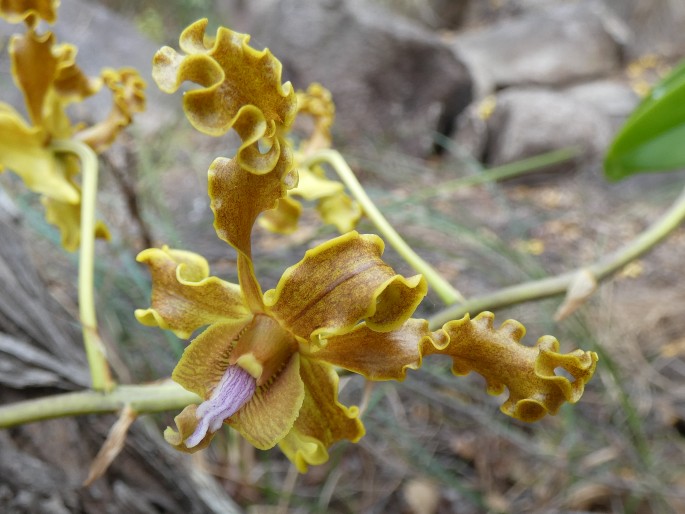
135 246 250 339
152 18 297 174
0 0 58 26
279 358 364 473
264 231 427 342
427 312 598 422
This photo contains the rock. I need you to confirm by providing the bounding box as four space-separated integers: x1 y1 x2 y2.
453 88 613 170
563 79 639 130
239 0 473 155
451 0 626 96
368 0 469 30
604 0 685 60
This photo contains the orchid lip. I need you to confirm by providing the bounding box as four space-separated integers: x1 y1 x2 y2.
185 364 256 448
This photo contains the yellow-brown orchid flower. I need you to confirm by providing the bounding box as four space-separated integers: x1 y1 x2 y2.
136 117 597 474
0 12 145 250
139 19 597 472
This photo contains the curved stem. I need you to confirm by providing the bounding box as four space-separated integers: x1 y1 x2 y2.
429 182 685 328
0 381 200 428
303 149 464 305
50 139 114 392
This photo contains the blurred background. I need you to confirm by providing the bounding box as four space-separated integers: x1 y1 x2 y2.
1 0 685 512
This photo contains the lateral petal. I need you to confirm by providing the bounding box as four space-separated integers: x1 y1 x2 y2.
427 312 598 422
310 318 432 381
135 246 250 339
264 232 427 341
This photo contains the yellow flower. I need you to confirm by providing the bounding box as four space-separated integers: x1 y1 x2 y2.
136 113 596 473
139 19 598 472
0 10 145 250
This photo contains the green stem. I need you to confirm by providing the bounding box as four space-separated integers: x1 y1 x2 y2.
429 182 685 328
405 146 580 203
50 139 114 392
0 381 200 428
303 149 464 305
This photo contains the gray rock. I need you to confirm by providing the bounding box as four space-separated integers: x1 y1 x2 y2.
604 0 685 60
368 0 470 30
563 79 639 129
241 0 472 155
453 88 613 169
452 0 626 96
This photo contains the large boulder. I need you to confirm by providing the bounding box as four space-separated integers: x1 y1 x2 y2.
451 0 627 96
453 88 613 169
239 0 473 155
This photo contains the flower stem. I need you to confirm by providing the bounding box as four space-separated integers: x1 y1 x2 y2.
0 381 200 428
428 181 685 328
303 149 464 305
50 139 114 392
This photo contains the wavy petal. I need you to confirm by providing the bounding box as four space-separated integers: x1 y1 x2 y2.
9 30 58 126
0 0 58 25
427 312 598 422
265 232 427 342
228 352 305 450
311 318 432 381
135 246 250 339
296 83 335 154
52 43 102 104
76 68 146 153
209 141 295 259
0 105 79 203
152 19 297 173
278 358 364 473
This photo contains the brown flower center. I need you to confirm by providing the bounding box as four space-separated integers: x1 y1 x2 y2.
229 313 298 386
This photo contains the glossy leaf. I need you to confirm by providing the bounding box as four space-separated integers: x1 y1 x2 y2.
605 59 685 180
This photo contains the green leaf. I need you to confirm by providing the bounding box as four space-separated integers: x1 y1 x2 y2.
604 59 685 181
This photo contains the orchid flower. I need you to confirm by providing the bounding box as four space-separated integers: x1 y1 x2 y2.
138 19 598 472
0 2 145 250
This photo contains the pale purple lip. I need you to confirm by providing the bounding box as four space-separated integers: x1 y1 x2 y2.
185 364 256 448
